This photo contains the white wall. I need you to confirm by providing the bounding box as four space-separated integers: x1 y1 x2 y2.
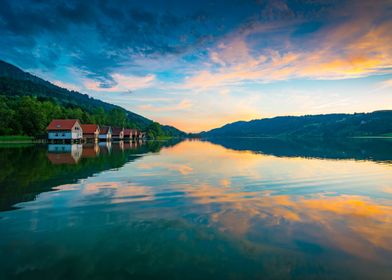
48 131 82 140
98 133 111 139
48 131 72 140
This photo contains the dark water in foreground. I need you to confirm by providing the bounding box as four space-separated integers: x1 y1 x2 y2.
1 138 392 279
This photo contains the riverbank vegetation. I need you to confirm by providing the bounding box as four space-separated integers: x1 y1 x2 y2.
0 60 186 139
0 135 34 143
0 95 182 139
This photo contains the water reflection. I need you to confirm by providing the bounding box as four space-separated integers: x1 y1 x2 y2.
47 144 83 164
46 142 146 164
206 137 392 162
1 139 392 279
0 140 181 211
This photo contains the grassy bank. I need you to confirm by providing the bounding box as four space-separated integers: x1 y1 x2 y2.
0 135 34 143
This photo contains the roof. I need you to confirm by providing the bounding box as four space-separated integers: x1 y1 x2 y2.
112 127 123 135
81 124 99 134
100 126 111 134
47 119 80 131
123 128 134 136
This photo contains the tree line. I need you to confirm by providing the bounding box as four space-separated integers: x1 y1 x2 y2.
0 95 172 138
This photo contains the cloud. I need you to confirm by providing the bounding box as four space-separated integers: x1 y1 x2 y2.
138 99 192 112
2 0 390 86
378 79 392 90
0 0 226 80
182 19 392 90
1 0 392 132
84 73 156 92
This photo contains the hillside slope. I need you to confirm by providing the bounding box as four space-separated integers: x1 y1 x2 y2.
0 60 184 136
202 112 392 138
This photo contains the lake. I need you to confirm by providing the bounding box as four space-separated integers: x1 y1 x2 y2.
1 138 392 279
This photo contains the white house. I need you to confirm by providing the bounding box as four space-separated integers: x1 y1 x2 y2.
47 119 83 141
99 126 112 141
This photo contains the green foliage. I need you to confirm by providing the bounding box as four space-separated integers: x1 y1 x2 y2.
0 60 185 137
146 122 165 139
108 108 128 127
203 111 392 138
0 95 142 137
144 121 188 139
0 135 33 142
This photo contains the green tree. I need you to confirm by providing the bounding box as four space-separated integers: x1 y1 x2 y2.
15 96 46 136
0 96 16 135
108 108 127 127
146 122 164 139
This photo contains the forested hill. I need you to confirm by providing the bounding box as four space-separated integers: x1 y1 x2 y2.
0 60 185 137
202 111 392 138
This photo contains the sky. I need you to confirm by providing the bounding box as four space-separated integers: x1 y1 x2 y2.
1 0 392 132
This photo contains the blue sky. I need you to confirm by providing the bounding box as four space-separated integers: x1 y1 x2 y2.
1 0 392 132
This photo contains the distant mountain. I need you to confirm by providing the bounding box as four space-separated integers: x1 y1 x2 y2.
202 112 392 138
204 137 392 163
0 60 184 136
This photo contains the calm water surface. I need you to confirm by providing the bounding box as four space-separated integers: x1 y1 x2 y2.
1 139 392 279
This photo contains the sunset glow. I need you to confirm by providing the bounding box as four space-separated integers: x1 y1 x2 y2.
1 0 391 132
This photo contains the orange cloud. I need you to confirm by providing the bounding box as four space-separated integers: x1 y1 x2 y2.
181 3 392 90
185 183 392 261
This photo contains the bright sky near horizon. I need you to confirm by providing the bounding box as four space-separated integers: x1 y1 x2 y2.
1 0 392 132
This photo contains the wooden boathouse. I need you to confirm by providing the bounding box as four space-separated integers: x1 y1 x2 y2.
99 126 112 141
47 119 83 143
81 124 100 142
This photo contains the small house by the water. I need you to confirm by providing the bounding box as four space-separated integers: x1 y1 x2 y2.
47 119 83 142
81 124 100 142
130 129 137 140
123 128 137 140
131 129 141 140
112 127 124 141
99 126 112 141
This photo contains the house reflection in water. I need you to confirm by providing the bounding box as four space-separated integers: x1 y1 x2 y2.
47 144 83 164
99 141 112 155
112 141 124 153
47 140 147 165
82 144 100 158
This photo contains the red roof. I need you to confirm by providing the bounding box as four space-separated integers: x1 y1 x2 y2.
81 124 99 134
112 127 123 135
100 126 111 134
47 119 80 131
123 128 133 136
